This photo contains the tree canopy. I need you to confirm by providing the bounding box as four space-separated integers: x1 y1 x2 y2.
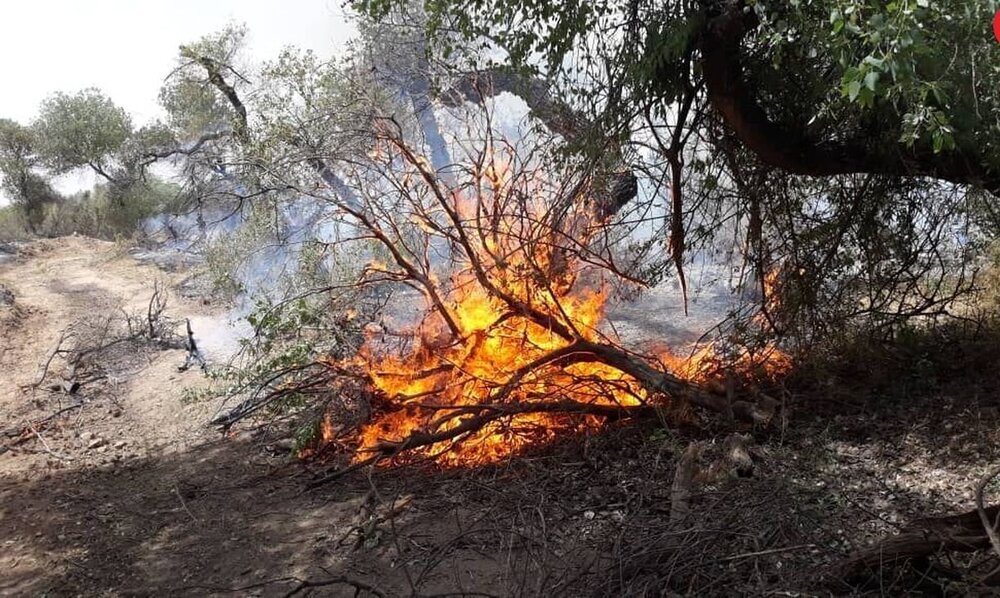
33 88 133 182
356 0 1000 194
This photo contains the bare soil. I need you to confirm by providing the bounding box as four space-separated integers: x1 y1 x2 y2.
2 237 1000 596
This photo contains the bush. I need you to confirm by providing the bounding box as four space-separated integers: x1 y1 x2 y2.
0 205 33 242
2 176 184 241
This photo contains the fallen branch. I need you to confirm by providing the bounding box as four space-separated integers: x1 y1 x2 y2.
30 331 73 388
976 466 1000 563
282 576 386 598
1 401 84 440
720 543 816 562
178 318 207 372
303 337 775 486
28 422 72 462
833 502 1000 587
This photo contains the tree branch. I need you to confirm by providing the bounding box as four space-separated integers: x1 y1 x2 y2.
698 5 1000 195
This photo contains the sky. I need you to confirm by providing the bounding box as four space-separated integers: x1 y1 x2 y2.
0 0 357 202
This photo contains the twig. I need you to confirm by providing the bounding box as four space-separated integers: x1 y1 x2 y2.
1 401 83 439
282 575 386 597
173 484 199 523
305 454 380 491
975 465 1000 561
720 543 816 562
30 330 73 387
28 422 72 462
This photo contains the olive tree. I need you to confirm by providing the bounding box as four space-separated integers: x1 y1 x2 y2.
33 88 132 183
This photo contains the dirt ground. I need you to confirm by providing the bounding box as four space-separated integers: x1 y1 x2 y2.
3 237 1000 597
0 238 511 597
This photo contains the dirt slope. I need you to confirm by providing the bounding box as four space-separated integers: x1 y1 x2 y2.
0 238 310 595
0 237 222 468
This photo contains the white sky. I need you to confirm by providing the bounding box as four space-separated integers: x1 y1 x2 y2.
0 0 357 203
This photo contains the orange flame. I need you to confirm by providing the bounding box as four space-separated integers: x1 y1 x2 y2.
328 145 790 467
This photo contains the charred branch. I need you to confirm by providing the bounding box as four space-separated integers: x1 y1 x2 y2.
307 339 774 487
178 318 207 372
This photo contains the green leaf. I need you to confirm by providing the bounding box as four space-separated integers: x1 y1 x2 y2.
864 71 879 92
847 79 862 101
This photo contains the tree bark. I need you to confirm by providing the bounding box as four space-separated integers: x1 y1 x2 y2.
698 5 1000 196
833 504 1000 587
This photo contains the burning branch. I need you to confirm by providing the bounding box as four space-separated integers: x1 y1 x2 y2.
205 80 787 472
279 115 788 473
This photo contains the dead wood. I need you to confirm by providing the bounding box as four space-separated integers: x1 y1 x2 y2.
178 318 207 371
30 330 73 388
306 340 773 488
832 503 1000 587
670 441 703 524
29 288 188 395
976 466 1000 563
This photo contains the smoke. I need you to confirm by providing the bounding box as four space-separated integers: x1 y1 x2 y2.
135 92 757 366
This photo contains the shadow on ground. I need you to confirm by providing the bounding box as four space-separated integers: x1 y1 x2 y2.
4 342 1000 596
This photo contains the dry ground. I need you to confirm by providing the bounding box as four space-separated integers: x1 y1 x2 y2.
2 237 1000 596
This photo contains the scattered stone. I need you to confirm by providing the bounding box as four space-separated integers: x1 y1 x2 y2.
113 440 126 449
87 437 106 450
0 284 13 306
80 431 95 442
273 438 296 452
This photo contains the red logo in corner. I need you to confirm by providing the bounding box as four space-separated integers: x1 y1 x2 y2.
994 9 1000 42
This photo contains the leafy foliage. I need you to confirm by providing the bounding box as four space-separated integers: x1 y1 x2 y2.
33 88 132 177
159 23 248 138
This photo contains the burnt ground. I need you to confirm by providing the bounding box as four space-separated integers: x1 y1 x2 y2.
2 237 1000 596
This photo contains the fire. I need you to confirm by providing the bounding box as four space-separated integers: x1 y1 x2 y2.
323 139 790 467
352 265 650 465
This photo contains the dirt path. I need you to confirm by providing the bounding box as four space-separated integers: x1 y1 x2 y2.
0 238 497 597
0 239 355 595
0 237 224 468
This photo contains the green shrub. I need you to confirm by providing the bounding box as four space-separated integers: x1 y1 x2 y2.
0 205 32 241
6 176 185 241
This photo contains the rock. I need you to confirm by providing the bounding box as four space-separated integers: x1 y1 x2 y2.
113 441 126 449
110 409 122 418
0 284 13 306
273 438 296 452
80 431 95 442
97 446 108 454
87 437 106 450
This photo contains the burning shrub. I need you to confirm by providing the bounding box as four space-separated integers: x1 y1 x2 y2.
211 114 790 474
